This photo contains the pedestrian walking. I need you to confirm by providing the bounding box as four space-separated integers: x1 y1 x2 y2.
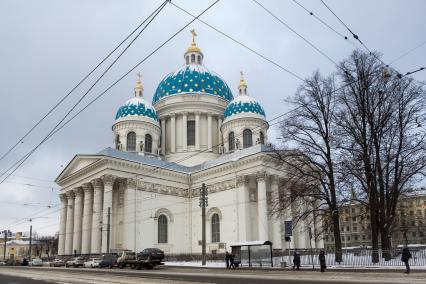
225 251 230 269
319 250 326 272
401 247 412 274
292 251 301 270
229 253 235 269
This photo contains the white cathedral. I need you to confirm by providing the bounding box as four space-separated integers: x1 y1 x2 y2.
56 32 321 256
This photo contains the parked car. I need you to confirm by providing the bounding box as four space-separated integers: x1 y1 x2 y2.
84 258 102 268
65 257 85 268
99 254 117 268
30 258 43 266
137 248 165 264
117 251 136 269
50 258 65 267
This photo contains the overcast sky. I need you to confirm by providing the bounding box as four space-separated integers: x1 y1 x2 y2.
1 0 425 236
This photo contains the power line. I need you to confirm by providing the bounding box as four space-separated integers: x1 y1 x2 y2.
291 0 356 48
0 0 170 164
389 40 426 65
170 1 304 81
251 0 339 68
0 0 169 185
1 181 58 190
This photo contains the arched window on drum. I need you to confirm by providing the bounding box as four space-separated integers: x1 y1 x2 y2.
145 134 152 153
228 132 235 152
243 129 253 148
259 131 265 144
126 132 136 151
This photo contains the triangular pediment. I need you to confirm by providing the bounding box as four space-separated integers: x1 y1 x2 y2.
55 155 103 184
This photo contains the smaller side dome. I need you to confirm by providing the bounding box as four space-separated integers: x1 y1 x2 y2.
115 74 159 125
223 72 266 121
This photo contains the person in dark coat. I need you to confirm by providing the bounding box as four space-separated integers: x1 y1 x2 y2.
401 247 412 274
319 250 326 272
225 251 230 269
229 253 235 269
292 251 301 270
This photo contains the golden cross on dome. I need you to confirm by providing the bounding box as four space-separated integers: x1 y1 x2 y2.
190 29 197 44
137 72 142 82
240 71 244 80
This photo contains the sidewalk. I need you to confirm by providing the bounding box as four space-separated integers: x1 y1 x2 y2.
164 262 426 273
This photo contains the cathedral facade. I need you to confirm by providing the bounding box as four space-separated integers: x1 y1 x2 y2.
56 33 320 255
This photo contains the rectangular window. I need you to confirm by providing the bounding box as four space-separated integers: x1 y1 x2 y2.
187 120 195 146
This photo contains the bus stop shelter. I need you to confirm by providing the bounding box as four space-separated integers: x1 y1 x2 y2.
230 241 273 267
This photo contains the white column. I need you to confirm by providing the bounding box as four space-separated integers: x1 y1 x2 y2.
271 177 282 249
102 175 115 253
64 191 74 255
58 193 67 255
257 172 269 241
218 117 223 145
91 178 103 254
124 178 136 251
207 113 212 151
161 118 166 155
81 183 93 254
72 188 83 255
170 114 176 153
237 176 249 241
182 112 187 151
195 112 200 151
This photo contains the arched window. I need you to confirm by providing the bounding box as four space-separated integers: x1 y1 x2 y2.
191 54 195 63
115 135 121 150
211 213 220 243
228 132 235 152
158 215 168 243
197 55 201 63
243 129 253 148
145 134 152 153
259 132 265 144
126 132 136 151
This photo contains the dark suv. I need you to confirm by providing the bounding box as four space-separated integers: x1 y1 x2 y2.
137 248 165 264
99 254 117 268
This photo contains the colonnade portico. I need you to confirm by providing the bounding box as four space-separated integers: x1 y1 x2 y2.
58 174 133 256
160 111 224 155
235 172 283 247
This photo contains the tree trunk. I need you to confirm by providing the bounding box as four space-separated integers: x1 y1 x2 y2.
370 202 380 263
332 211 343 263
380 225 392 261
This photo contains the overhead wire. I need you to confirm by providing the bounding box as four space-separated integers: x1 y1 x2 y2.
0 0 170 185
0 0 170 164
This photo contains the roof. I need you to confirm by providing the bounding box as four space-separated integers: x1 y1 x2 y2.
56 144 272 183
230 240 272 247
96 144 270 174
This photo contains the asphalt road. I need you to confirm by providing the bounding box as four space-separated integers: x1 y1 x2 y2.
1 266 424 284
0 274 54 284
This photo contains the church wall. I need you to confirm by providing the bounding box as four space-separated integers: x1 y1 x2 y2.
136 191 190 254
190 188 239 253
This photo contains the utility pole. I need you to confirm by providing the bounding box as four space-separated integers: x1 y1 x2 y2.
29 220 33 261
199 183 208 266
107 207 111 254
3 230 7 260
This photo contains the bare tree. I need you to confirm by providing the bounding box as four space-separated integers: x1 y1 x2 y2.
271 71 344 262
336 50 426 261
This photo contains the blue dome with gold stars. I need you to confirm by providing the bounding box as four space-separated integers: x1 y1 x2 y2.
152 64 234 105
115 77 159 125
115 97 159 122
223 72 266 121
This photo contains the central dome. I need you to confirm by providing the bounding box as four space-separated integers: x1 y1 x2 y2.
152 64 234 105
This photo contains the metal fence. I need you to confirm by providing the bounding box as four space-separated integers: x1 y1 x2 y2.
274 247 426 267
